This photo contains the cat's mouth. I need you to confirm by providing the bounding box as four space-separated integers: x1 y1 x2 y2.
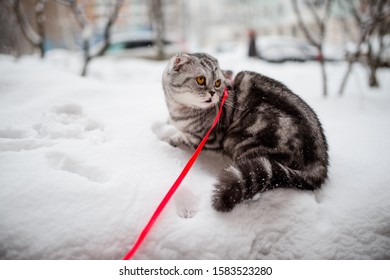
204 98 213 103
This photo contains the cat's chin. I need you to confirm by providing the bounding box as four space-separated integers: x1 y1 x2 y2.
195 101 218 109
176 100 217 110
197 97 220 109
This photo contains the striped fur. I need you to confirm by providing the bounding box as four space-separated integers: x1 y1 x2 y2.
161 53 328 212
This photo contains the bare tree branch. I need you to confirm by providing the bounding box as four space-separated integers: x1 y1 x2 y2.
94 0 123 58
307 1 322 28
12 0 46 57
81 0 123 76
339 0 390 94
323 0 333 31
347 0 362 26
56 0 123 76
291 0 333 97
54 0 88 29
36 0 47 56
150 0 166 60
291 0 320 47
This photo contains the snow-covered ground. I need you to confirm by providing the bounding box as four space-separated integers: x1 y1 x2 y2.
0 48 389 259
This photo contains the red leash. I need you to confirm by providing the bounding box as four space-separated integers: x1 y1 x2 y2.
123 87 229 260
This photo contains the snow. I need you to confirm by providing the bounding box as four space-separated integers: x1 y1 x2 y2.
0 48 390 260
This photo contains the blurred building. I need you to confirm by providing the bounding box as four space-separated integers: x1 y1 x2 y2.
110 0 360 49
185 0 360 48
1 0 360 56
186 0 297 47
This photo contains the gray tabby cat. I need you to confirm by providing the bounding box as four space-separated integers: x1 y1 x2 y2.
158 52 328 212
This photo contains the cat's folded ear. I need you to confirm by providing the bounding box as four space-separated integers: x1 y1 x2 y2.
224 78 233 90
222 70 234 90
222 70 233 80
173 53 191 71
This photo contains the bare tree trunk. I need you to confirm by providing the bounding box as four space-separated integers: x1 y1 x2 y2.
366 4 388 89
81 39 91 77
367 40 379 88
151 0 165 60
339 54 357 95
12 0 46 57
291 0 332 97
57 0 123 76
339 36 364 94
339 0 389 95
36 0 46 58
319 46 328 98
82 0 122 76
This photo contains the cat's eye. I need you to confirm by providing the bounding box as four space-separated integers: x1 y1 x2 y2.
196 76 206 86
215 79 221 88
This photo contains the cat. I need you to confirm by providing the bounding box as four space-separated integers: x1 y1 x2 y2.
156 52 328 212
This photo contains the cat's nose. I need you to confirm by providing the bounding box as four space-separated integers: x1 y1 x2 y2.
209 91 215 97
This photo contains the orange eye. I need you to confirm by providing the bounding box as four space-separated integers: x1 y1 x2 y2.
215 79 221 88
196 76 206 85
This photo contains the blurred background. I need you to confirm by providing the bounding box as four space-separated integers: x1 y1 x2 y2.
1 1 390 261
0 0 389 92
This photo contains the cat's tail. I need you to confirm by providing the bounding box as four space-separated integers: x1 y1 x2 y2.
212 157 327 212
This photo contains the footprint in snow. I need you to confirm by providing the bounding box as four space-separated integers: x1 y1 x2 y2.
0 127 54 152
34 104 107 144
0 128 29 139
174 188 200 219
46 151 109 183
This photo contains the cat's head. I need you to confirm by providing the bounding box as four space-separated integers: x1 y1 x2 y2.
162 53 227 109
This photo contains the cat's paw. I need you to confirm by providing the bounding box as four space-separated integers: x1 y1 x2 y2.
151 121 180 146
212 168 244 212
174 188 200 219
151 121 177 141
151 122 191 148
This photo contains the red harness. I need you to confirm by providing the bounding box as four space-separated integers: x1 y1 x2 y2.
123 87 229 259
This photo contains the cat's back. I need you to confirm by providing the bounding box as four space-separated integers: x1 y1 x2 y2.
233 71 314 118
226 70 328 170
232 70 324 134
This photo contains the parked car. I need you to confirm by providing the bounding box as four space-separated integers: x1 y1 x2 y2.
257 36 344 63
107 30 183 58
